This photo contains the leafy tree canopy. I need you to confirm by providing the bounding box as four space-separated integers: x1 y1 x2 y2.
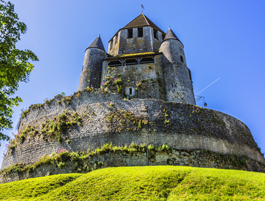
0 0 38 145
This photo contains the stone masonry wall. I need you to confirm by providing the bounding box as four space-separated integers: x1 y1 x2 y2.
110 27 162 56
101 55 166 99
2 93 264 170
1 148 265 184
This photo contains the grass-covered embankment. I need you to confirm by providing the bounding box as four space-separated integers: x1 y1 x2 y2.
1 166 265 200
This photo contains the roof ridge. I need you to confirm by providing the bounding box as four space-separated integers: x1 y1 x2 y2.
142 14 150 26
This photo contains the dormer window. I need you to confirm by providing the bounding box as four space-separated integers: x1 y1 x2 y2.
153 30 158 39
128 29 133 38
138 27 143 37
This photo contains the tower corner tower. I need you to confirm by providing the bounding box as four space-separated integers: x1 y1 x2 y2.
78 35 106 91
160 27 195 104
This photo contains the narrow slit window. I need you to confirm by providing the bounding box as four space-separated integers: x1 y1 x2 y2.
180 55 184 62
129 88 132 95
162 34 165 40
188 69 192 80
109 40 113 50
115 34 118 44
128 29 133 38
154 30 158 39
138 27 143 37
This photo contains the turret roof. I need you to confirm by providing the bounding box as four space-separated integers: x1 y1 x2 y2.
164 27 180 42
88 35 105 51
123 13 165 35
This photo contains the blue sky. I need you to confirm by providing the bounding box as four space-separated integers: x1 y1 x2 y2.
1 0 265 167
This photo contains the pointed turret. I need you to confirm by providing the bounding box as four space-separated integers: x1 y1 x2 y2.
87 34 105 51
78 35 106 91
163 27 180 42
160 26 195 104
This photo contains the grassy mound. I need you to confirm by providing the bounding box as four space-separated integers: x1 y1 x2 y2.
1 166 265 200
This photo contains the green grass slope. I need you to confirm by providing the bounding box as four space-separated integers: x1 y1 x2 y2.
1 166 265 200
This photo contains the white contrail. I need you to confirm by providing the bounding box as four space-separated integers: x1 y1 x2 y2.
196 77 221 95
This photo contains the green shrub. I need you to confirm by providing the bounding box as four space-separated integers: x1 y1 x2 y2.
148 144 155 151
70 152 80 161
57 162 65 168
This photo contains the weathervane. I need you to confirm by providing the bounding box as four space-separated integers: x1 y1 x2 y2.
141 4 144 14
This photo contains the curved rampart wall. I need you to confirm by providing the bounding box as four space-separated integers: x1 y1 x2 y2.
2 92 264 169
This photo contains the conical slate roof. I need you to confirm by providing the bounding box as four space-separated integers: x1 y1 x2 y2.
88 35 105 51
123 13 165 35
164 27 180 42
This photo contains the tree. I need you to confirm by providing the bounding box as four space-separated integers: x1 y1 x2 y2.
0 0 38 144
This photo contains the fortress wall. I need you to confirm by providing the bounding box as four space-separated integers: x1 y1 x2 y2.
2 99 264 169
2 148 265 184
18 90 122 131
2 130 264 170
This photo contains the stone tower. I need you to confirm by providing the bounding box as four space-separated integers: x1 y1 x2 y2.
1 13 265 184
78 35 106 91
160 27 195 104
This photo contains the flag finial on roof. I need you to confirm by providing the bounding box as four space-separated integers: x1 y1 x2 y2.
141 4 144 14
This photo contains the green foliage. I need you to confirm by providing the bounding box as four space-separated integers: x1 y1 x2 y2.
44 99 51 105
0 0 39 143
158 144 170 152
164 119 170 124
138 120 142 128
57 162 65 168
62 96 71 105
1 166 265 200
8 111 83 151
